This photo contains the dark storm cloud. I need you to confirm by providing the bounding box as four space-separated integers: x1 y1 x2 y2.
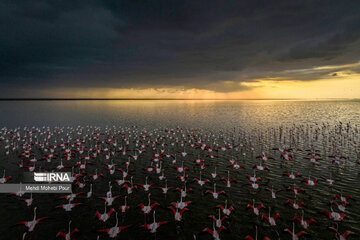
1 0 360 95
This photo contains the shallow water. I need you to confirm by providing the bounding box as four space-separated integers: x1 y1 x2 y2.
0 100 359 240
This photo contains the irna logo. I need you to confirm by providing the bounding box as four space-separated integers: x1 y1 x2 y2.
34 172 71 182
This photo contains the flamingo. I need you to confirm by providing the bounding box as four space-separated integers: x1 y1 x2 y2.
221 170 236 188
247 170 261 182
115 176 130 186
280 153 293 160
90 169 103 181
206 183 225 199
331 200 346 212
209 208 228 228
202 220 226 240
286 199 305 210
95 202 115 222
302 176 318 186
329 225 355 240
253 162 269 171
59 192 83 202
288 185 305 196
334 193 354 204
56 200 83 212
261 207 280 226
87 184 93 198
16 207 48 232
322 175 337 185
246 182 265 190
19 192 37 207
283 171 301 180
144 165 157 173
321 207 345 221
56 220 79 240
171 195 191 210
139 193 159 215
304 157 321 164
98 212 130 238
158 169 166 180
159 179 172 196
266 186 281 199
217 200 234 216
122 177 137 195
256 152 274 161
292 210 317 229
106 182 113 198
54 160 70 170
168 206 189 222
176 171 189 182
193 171 210 187
284 223 308 240
176 183 192 198
138 176 153 192
141 211 167 233
247 199 265 216
75 180 87 189
12 182 26 197
98 193 121 207
175 161 189 173
119 196 130 213
211 167 219 179
229 162 244 170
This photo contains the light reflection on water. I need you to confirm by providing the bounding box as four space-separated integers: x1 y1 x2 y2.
0 100 359 129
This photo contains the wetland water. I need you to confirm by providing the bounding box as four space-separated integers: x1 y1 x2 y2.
0 100 359 239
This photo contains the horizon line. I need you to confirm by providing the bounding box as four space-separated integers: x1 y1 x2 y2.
0 97 358 101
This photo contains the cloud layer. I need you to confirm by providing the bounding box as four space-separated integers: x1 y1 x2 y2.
1 0 360 96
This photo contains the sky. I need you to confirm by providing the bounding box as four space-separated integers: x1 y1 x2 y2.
1 0 360 99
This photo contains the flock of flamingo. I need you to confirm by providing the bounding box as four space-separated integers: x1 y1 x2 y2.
0 122 359 239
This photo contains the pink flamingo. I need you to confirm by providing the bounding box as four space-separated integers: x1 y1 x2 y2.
206 183 225 199
138 176 154 192
139 193 159 215
286 199 305 210
16 207 48 232
141 211 167 233
159 179 172 196
56 200 83 212
261 207 280 226
209 208 228 228
217 200 234 216
168 206 189 222
302 176 318 186
19 192 37 207
292 210 317 229
284 223 307 240
221 170 236 188
202 220 226 240
266 186 281 199
95 202 115 222
171 195 191 210
321 207 345 221
329 225 355 240
119 196 130 213
247 199 265 216
246 182 265 190
56 220 79 240
98 212 130 238
193 171 210 187
283 171 301 180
